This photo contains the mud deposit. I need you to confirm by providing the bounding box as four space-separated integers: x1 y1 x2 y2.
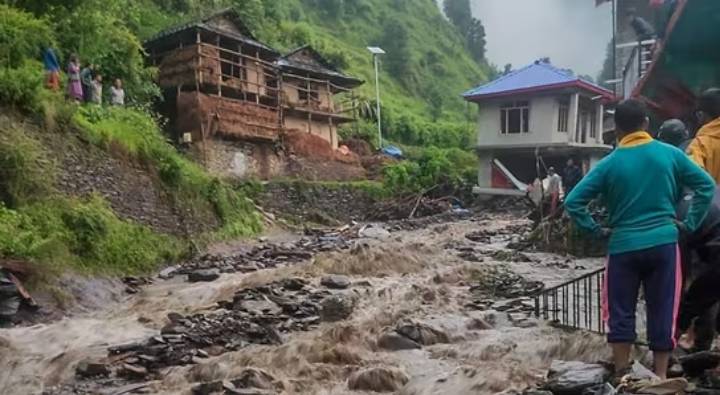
0 212 609 395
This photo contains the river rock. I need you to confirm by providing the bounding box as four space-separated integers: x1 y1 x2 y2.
192 380 224 395
75 360 110 378
228 367 280 391
118 363 148 379
188 269 220 283
395 321 449 346
377 331 422 351
319 294 355 322
543 360 609 395
348 367 409 392
679 351 720 377
359 226 391 240
239 299 282 316
320 275 351 289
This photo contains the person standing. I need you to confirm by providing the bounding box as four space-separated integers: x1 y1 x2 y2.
66 54 83 102
42 47 60 91
91 74 103 105
547 167 562 214
110 78 125 106
562 158 583 195
687 88 720 183
80 63 95 103
565 99 714 380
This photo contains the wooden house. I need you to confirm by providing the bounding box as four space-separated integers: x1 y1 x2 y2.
145 9 282 143
276 46 363 149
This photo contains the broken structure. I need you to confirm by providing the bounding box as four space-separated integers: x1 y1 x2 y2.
621 0 720 126
144 10 363 179
463 60 614 196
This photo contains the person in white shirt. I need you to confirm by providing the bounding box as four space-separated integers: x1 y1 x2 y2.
110 78 125 106
91 74 103 104
547 167 562 214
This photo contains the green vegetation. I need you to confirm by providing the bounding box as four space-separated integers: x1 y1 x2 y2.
382 146 477 194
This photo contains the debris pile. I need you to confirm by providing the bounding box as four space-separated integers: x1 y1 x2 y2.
465 265 544 311
92 279 333 381
369 195 456 221
165 235 352 281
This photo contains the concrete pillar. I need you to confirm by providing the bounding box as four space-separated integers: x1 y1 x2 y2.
596 102 605 144
568 93 580 143
477 151 493 188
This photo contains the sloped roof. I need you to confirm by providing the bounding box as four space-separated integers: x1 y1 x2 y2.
277 45 363 88
463 60 613 101
145 8 278 55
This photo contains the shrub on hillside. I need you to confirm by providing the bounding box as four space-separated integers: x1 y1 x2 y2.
0 61 45 112
0 122 55 208
0 5 54 68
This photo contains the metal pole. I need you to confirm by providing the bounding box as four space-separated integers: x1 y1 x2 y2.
373 54 382 148
612 0 617 95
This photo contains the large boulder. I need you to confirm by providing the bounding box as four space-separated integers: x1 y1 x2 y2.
679 351 720 377
395 321 449 346
319 294 355 322
543 360 609 395
348 367 409 392
377 332 421 351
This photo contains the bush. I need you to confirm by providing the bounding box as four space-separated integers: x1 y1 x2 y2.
0 61 45 111
0 197 181 274
381 146 477 194
0 5 54 68
0 122 55 208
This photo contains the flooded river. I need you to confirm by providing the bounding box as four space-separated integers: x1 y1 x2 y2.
0 213 611 395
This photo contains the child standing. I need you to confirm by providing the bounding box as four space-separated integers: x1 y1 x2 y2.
91 74 103 105
565 99 714 379
110 78 125 106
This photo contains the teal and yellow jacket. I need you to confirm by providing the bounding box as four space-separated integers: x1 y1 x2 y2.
565 131 715 254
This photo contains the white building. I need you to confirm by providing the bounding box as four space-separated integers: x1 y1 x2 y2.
463 60 614 196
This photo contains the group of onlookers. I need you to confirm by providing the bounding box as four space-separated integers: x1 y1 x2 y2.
563 90 720 386
42 48 124 106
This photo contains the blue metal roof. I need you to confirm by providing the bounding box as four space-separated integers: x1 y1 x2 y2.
463 61 612 99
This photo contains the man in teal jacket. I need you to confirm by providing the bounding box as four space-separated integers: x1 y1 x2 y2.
565 99 714 379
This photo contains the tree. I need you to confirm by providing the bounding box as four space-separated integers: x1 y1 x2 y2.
317 0 344 18
378 21 412 83
444 0 473 34
466 18 486 63
503 64 512 75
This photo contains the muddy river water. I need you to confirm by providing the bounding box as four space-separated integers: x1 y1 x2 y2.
0 213 614 395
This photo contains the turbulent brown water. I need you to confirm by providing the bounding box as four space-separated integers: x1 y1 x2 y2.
0 214 610 395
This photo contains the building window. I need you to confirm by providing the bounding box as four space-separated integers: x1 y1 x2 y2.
500 101 530 134
558 102 569 133
299 84 320 103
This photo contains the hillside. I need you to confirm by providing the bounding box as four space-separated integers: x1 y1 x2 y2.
105 0 491 147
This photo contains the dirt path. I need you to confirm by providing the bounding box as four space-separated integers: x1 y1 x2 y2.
0 213 610 395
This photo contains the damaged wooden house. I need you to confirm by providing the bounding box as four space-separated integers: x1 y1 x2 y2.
144 10 364 180
463 59 614 196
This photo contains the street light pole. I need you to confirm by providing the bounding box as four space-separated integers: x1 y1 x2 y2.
373 54 382 148
367 46 385 149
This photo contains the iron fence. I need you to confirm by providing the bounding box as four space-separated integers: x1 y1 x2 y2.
534 268 606 334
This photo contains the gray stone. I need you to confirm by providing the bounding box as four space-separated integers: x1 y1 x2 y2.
543 360 609 395
348 367 409 392
319 294 355 322
188 269 220 283
359 226 391 240
239 299 281 315
75 360 110 378
377 332 422 351
192 380 224 395
320 275 351 289
395 321 450 346
679 351 720 377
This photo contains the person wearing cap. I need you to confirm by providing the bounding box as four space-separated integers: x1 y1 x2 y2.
687 88 720 183
565 99 714 379
658 119 690 150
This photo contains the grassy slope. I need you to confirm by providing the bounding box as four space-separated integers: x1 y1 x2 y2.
276 0 488 122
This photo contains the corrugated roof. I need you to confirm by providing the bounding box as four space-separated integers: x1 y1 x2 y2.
277 45 363 88
144 9 278 55
463 61 613 100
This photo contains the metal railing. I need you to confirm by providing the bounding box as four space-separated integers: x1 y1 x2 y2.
534 268 606 334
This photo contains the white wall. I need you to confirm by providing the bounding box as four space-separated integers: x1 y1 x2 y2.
475 92 603 148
